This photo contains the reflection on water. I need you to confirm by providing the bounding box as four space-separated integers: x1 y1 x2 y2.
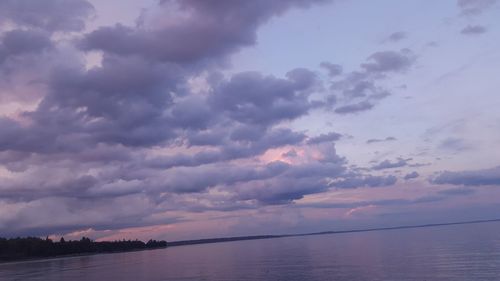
1 222 500 281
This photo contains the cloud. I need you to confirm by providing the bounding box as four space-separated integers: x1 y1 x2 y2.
320 61 343 77
361 49 416 74
0 0 348 238
282 149 298 158
307 132 342 145
6 56 183 149
329 49 416 114
432 166 500 186
460 25 488 35
80 0 331 63
366 136 397 144
341 81 378 99
457 0 497 16
334 101 374 114
438 137 472 152
372 158 409 170
210 69 317 126
146 128 307 170
233 148 347 204
437 187 475 195
0 195 182 237
384 31 407 43
332 175 397 189
0 0 435 239
404 171 419 180
0 0 94 32
236 177 330 205
0 30 53 63
299 189 471 209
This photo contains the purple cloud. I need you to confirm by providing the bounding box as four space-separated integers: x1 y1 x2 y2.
372 158 410 170
2 0 493 240
329 49 416 114
366 137 397 144
320 61 343 77
404 171 420 180
384 31 408 43
457 0 497 16
361 49 416 74
335 101 374 114
80 0 331 63
461 25 488 35
0 0 94 32
307 132 342 145
432 166 500 186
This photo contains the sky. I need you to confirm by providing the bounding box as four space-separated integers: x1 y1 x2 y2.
0 0 500 242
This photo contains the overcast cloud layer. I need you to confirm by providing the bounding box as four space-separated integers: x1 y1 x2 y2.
0 0 500 241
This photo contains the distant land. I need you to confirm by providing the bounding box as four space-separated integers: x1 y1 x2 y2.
0 237 166 263
168 218 500 247
2 218 499 263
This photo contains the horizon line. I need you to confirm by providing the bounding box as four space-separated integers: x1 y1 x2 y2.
167 218 500 247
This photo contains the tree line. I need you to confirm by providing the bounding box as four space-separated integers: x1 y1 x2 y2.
0 236 167 262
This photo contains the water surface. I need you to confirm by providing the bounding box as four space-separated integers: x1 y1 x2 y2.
2 221 500 280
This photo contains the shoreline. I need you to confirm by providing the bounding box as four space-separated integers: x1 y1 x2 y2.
2 218 499 264
0 246 167 265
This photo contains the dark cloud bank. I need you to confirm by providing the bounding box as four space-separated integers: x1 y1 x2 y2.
0 0 426 238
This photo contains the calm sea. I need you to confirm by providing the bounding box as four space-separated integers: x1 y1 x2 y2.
1 221 500 281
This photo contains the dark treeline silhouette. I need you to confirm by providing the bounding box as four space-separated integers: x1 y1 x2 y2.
0 236 167 262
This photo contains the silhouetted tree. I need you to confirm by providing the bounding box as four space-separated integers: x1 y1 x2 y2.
0 236 167 262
